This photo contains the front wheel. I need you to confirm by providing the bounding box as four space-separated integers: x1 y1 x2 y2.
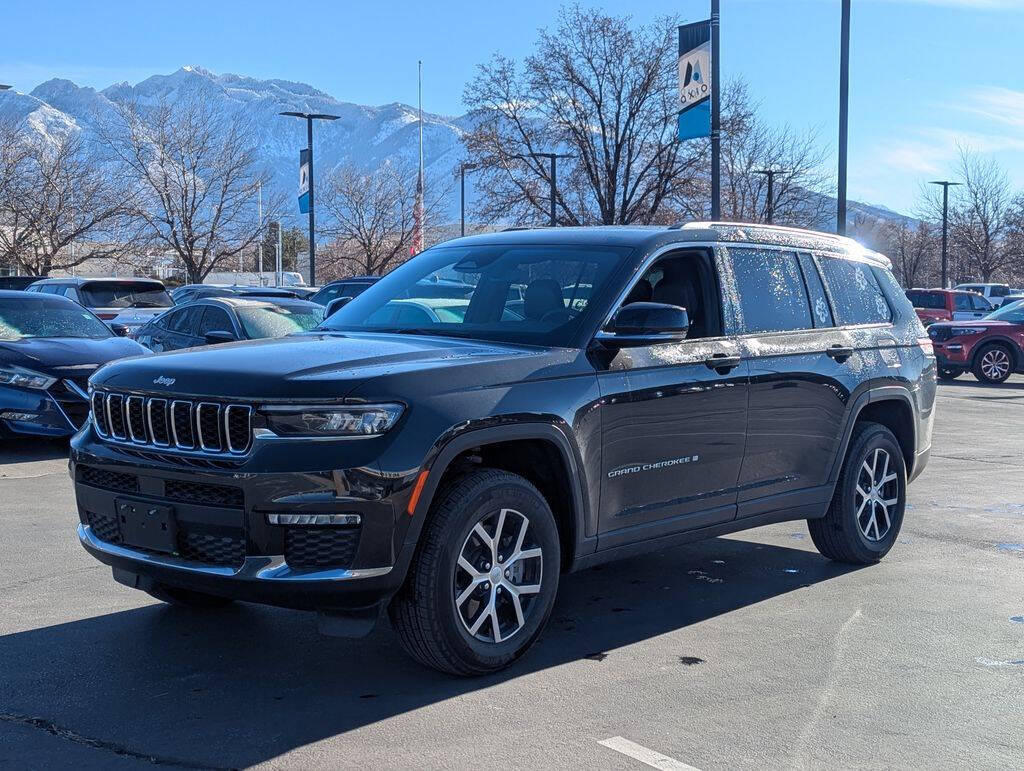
972 343 1014 384
808 422 907 564
389 468 561 676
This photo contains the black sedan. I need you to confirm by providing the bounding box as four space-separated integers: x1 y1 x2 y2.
133 297 325 352
0 291 148 438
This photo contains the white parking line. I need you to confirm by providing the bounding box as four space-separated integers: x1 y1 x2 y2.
598 736 701 771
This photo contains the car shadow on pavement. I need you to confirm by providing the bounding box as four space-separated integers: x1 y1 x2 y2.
0 536 859 767
938 378 1024 392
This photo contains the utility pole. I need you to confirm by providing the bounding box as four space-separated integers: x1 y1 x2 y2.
518 153 572 226
755 169 784 224
275 221 283 287
930 180 962 289
460 162 477 237
710 0 721 220
279 111 340 285
837 0 851 235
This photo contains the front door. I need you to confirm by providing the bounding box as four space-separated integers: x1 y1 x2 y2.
596 249 748 548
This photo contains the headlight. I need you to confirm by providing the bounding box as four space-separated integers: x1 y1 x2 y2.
950 327 985 336
0 365 56 390
263 403 404 437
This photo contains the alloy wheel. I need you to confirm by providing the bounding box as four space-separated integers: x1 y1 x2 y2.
454 508 543 643
980 348 1011 381
855 448 899 542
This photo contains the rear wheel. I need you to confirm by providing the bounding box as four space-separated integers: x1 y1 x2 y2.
808 422 906 564
146 584 234 608
389 468 560 675
972 343 1014 384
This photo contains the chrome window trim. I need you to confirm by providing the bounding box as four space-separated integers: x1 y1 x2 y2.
170 399 195 449
196 402 222 452
146 398 171 447
125 395 148 444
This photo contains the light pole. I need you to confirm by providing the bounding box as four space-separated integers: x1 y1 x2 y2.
517 153 572 226
710 0 721 220
754 169 785 224
279 111 339 285
837 0 851 235
459 162 477 237
930 180 962 289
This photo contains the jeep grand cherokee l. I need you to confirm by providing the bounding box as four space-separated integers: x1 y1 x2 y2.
71 223 936 675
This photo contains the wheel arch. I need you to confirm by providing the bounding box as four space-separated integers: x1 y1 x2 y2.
970 337 1020 370
829 387 917 485
409 422 590 572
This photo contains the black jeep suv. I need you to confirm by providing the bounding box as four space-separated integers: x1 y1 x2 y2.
72 224 936 675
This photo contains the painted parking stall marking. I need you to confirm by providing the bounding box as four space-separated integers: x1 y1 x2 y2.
598 736 701 771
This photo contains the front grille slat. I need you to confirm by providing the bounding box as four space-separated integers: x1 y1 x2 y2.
91 390 254 457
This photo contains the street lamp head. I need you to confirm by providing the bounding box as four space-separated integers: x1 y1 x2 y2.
929 180 963 187
0 85 11 91
278 111 340 121
461 162 478 171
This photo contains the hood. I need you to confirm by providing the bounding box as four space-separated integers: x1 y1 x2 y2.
0 337 149 383
91 332 572 400
931 319 1010 329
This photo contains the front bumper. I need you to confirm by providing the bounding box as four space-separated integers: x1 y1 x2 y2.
0 383 83 437
933 343 970 370
70 430 415 611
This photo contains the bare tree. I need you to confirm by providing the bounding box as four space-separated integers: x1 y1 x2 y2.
948 146 1013 282
674 81 832 226
881 219 938 288
318 162 449 277
102 98 276 283
1004 193 1024 286
0 121 130 275
463 5 699 227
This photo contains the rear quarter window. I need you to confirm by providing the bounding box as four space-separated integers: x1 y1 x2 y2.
818 257 892 326
728 247 813 333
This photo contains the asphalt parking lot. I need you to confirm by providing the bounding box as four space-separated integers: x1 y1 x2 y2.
1 378 1022 770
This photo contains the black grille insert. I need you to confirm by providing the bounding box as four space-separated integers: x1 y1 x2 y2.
79 465 139 493
196 403 222 451
177 529 245 567
126 396 147 442
164 479 243 508
285 527 360 569
107 394 127 439
92 392 109 435
86 511 122 543
148 399 170 445
171 401 195 448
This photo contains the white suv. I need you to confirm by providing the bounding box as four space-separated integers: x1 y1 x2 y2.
955 283 1012 308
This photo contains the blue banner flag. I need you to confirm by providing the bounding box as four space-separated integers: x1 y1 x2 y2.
677 20 712 141
298 148 310 214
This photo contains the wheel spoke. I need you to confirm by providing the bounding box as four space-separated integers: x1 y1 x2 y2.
881 473 897 485
490 603 502 643
510 591 525 628
512 516 529 556
511 582 541 595
856 495 869 517
494 508 508 548
881 496 898 507
468 599 491 636
878 504 892 532
456 578 483 607
856 484 869 500
473 522 494 561
458 555 481 578
879 452 890 486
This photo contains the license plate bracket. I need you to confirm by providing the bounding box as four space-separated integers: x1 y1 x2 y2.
116 498 177 553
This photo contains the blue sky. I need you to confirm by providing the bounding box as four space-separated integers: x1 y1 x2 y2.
2 0 1022 214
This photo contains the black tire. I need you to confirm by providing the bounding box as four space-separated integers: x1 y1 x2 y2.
389 468 561 676
146 584 234 608
937 367 962 381
972 342 1014 384
808 421 907 565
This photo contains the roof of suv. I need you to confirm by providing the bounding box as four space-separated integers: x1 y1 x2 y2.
29 276 166 286
440 222 891 267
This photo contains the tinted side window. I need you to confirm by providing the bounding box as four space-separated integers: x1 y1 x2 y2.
168 307 203 333
798 253 834 328
953 293 972 311
906 290 946 310
992 285 1009 298
971 294 992 311
730 248 812 333
818 258 892 325
196 307 234 335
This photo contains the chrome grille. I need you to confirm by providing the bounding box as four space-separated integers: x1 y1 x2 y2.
91 391 252 455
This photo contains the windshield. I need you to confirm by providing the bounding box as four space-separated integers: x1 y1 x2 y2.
320 244 631 346
985 300 1024 323
0 300 113 340
237 304 325 339
81 281 173 309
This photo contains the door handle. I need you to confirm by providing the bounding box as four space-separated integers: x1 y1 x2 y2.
705 353 741 373
826 344 854 362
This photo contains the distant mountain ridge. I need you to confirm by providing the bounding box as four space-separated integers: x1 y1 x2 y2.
0 66 917 230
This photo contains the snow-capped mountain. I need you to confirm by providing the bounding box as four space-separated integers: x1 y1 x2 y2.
0 66 918 230
1 66 472 221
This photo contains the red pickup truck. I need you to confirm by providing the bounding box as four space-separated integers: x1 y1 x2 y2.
904 288 993 326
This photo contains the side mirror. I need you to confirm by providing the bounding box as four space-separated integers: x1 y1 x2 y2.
204 330 237 345
597 302 690 347
325 296 353 317
110 323 131 337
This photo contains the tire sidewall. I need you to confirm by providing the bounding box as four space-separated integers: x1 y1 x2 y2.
838 427 907 561
431 476 561 671
973 343 1013 384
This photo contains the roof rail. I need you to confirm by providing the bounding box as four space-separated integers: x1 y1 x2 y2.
501 226 539 232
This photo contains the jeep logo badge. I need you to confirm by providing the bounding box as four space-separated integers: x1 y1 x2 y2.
153 376 176 387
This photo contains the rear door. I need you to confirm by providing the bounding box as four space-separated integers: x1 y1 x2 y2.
729 248 852 517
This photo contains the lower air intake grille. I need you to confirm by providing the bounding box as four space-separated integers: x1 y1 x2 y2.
177 530 245 567
78 465 139 493
86 511 122 544
284 527 360 569
164 479 244 508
